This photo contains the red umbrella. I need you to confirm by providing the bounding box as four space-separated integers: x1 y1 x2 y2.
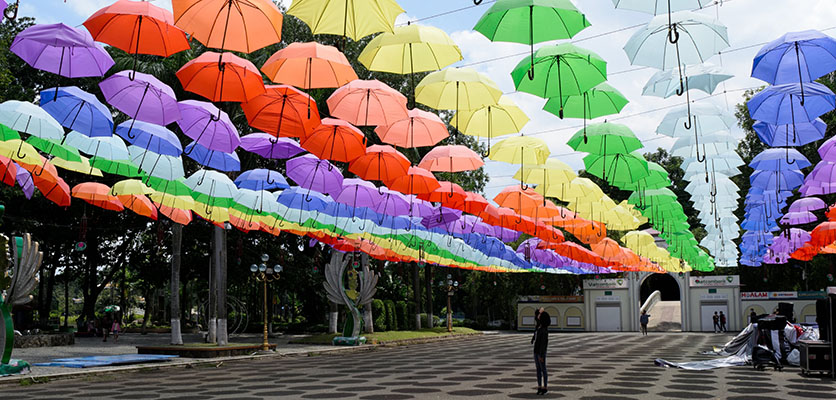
386 166 440 195
791 243 819 261
418 145 484 172
375 108 448 148
72 182 124 212
495 207 535 232
552 242 608 267
229 214 259 233
418 181 466 204
327 79 408 126
301 118 366 163
19 157 71 207
349 145 409 183
84 0 190 57
0 155 18 186
117 194 158 220
241 85 320 138
448 191 489 215
810 221 836 247
176 51 265 103
478 203 501 226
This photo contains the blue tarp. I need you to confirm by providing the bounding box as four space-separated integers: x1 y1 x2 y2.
33 354 177 368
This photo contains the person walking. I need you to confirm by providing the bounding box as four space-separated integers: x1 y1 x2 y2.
749 309 758 324
640 310 650 336
719 311 727 332
102 314 112 342
712 312 720 333
533 310 550 396
112 315 121 343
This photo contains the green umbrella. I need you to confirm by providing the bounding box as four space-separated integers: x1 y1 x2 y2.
0 124 20 141
146 177 193 197
474 0 590 79
90 157 143 178
543 82 628 138
510 43 607 106
25 136 82 163
618 162 671 191
583 152 648 185
567 121 642 155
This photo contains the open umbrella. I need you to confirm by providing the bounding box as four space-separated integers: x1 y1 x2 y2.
348 145 409 184
752 30 836 106
747 82 836 126
518 158 577 199
184 169 238 213
789 197 826 213
99 71 180 126
52 156 102 177
0 100 64 141
374 108 448 148
183 142 240 172
453 96 529 152
643 63 732 98
287 0 404 41
753 119 826 147
71 182 124 212
489 136 550 188
65 131 130 161
177 100 240 153
261 42 357 89
11 23 114 78
418 145 484 173
567 121 642 154
116 120 182 156
176 51 265 103
40 86 113 137
387 166 440 195
85 0 190 58
241 85 320 137
544 82 628 130
583 152 649 185
415 67 503 131
234 169 289 191
240 133 305 159
300 118 366 163
172 0 283 53
129 146 184 180
285 154 344 197
327 79 408 126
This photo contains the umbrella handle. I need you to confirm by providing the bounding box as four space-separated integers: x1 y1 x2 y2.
667 24 679 44
551 229 561 241
520 182 529 191
205 202 212 216
515 215 522 225
473 0 483 4
675 78 684 96
786 148 796 165
359 218 367 231
304 191 312 202
266 175 275 185
527 68 535 81
4 1 18 20
15 142 26 161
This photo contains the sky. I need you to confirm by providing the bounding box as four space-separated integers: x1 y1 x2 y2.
26 0 836 201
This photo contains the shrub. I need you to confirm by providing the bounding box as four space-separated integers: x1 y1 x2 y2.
385 300 397 331
372 299 386 331
396 301 409 331
407 302 418 329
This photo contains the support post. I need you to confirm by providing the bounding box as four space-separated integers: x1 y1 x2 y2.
425 264 433 328
413 262 421 329
170 224 183 345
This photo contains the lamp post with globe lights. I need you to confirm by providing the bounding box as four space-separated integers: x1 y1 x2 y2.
250 254 282 351
441 274 459 332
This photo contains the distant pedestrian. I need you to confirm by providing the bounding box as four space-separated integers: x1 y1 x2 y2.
749 309 758 324
112 317 121 343
102 314 112 342
719 311 727 332
712 312 720 333
640 310 650 336
533 309 550 396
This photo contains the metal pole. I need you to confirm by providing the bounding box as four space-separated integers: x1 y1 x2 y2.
262 277 269 351
447 290 452 333
426 265 433 328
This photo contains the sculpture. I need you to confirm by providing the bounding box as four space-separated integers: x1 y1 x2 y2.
0 233 43 375
323 250 377 345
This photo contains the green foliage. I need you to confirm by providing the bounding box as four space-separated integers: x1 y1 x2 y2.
385 300 397 331
372 299 386 331
395 301 408 331
406 301 417 329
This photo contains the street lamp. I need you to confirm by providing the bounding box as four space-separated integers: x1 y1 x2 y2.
250 253 282 351
442 274 459 333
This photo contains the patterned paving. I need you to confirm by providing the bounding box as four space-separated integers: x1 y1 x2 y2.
3 332 836 399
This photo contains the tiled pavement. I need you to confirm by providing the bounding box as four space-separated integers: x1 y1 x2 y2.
3 332 836 399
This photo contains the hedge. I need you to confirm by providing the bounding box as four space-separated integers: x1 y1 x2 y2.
396 301 409 331
385 300 397 331
372 299 386 331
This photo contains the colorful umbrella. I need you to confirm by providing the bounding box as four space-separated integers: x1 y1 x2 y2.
172 0 283 53
240 133 305 159
511 43 607 107
84 0 190 57
752 30 836 106
0 100 64 141
117 194 158 220
488 136 550 177
261 42 357 89
0 155 16 186
10 23 114 78
453 96 529 151
184 169 238 210
71 182 124 212
327 79 408 126
99 70 181 126
176 51 265 103
415 67 503 129
235 169 289 191
25 136 82 163
183 142 240 172
177 100 240 153
387 166 441 195
40 86 113 137
374 108 448 148
285 154 344 197
348 145 410 183
301 118 366 163
287 0 404 41
116 120 182 156
567 122 642 154
419 145 484 173
241 85 320 137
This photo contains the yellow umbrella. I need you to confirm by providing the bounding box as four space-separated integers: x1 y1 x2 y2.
287 0 404 41
193 204 229 224
563 177 605 202
359 24 462 73
111 179 155 196
520 159 577 199
489 135 550 166
415 67 502 132
149 191 195 210
0 139 40 163
453 96 529 145
621 231 657 253
51 156 103 177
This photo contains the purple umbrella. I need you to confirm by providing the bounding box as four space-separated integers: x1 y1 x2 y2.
493 225 522 243
784 228 812 249
404 195 435 218
15 163 33 199
819 136 836 161
788 197 827 212
11 23 113 78
376 187 411 217
240 133 305 159
286 154 343 197
763 250 789 265
183 142 240 172
177 100 240 153
421 207 462 229
780 211 817 225
336 178 380 209
99 71 180 126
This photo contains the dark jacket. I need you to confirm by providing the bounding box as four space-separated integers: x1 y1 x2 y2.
533 311 550 354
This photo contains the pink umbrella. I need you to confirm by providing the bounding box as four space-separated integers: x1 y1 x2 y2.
99 70 180 126
11 23 114 77
374 108 449 148
326 79 408 126
418 145 484 173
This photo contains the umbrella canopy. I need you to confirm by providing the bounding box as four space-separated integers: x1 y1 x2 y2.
261 42 357 89
177 100 240 153
453 96 529 143
419 181 467 204
172 0 283 53
749 148 811 170
474 0 590 45
11 23 114 78
374 108 448 148
99 70 180 126
335 178 380 209
544 82 628 120
511 43 607 102
116 119 182 156
65 131 130 160
747 82 836 125
240 133 305 159
780 211 817 225
287 0 404 41
183 142 240 171
84 0 190 57
327 79 408 126
789 197 827 212
418 145 484 173
53 156 103 177
612 0 713 14
0 155 17 186
118 194 158 220
300 118 366 163
623 11 729 70
40 86 114 137
754 118 826 147
752 30 836 87
348 145 409 183
358 24 462 74
518 159 577 198
158 204 192 225
583 152 649 184
488 136 550 165
184 169 238 208
387 166 440 195
110 179 154 196
643 63 732 98
235 169 289 191
71 182 123 211
25 136 82 163
285 154 344 197
657 103 736 137
176 51 265 103
567 122 642 154
415 67 503 112
0 100 64 141
241 85 320 138
129 146 184 180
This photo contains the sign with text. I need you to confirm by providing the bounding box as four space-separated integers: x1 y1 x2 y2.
769 291 797 299
595 296 621 302
517 295 584 303
689 275 739 287
583 278 628 290
741 292 768 299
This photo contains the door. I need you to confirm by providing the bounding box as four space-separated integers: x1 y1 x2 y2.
700 302 728 332
596 305 621 331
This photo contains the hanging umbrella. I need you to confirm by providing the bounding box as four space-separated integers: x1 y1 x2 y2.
511 43 607 108
0 155 16 186
415 67 503 131
231 189 279 219
184 169 238 211
583 152 649 184
327 79 408 126
374 108 448 148
643 63 732 98
241 85 320 138
41 87 114 142
285 154 344 197
0 139 41 164
376 187 411 217
567 121 642 154
419 181 467 204
64 131 130 161
176 51 265 103
386 166 441 195
747 82 836 126
10 23 114 78
90 158 143 178
474 0 590 79
240 133 305 159
183 142 240 172
612 0 713 14
116 120 182 156
25 136 82 163
158 204 192 225
129 146 184 180
261 42 357 89
349 145 410 183
14 163 34 199
780 211 817 225
418 145 484 173
49 156 102 176
110 179 154 196
449 192 491 216
300 118 366 163
287 0 404 41
335 178 381 209
749 148 810 170
421 206 462 229
752 30 836 106
172 0 283 53
544 82 628 126
453 96 530 152
657 103 735 160
177 100 240 153
0 100 64 141
99 71 181 126
235 169 289 191
71 182 124 212
519 159 577 199
85 0 190 58
753 118 826 147
117 193 158 220
789 197 826 213
488 136 550 186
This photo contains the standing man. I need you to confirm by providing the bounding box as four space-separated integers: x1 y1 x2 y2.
639 310 650 336
719 311 727 332
532 309 550 396
712 312 720 333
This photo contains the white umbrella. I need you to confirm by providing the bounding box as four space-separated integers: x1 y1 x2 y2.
612 0 714 15
0 100 64 140
65 131 130 160
643 63 733 98
623 11 729 70
129 145 184 180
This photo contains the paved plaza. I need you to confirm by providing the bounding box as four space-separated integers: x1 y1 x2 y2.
2 332 836 399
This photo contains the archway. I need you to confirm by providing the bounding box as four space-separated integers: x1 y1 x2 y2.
639 273 682 331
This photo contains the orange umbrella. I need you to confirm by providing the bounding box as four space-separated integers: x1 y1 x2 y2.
386 166 440 195
327 79 408 126
494 185 541 212
176 51 265 103
349 145 409 183
18 157 71 207
827 205 836 221
260 221 281 236
418 181 466 204
117 194 158 220
811 221 836 247
791 243 819 261
0 155 17 186
495 207 536 232
374 108 448 148
478 203 501 226
301 118 366 162
532 222 564 244
418 145 484 172
229 214 260 233
591 238 629 264
558 218 606 244
261 42 357 89
84 0 190 57
155 203 192 225
172 0 283 53
553 242 608 267
241 85 320 138
821 243 836 254
448 191 489 215
72 182 124 212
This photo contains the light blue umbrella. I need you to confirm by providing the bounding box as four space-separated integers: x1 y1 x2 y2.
64 131 130 160
612 0 713 15
116 119 182 156
643 64 732 98
0 100 64 140
128 145 184 180
185 169 238 208
40 86 113 137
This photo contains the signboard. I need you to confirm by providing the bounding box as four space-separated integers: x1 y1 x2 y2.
741 291 827 300
583 278 628 290
595 296 621 302
517 295 584 303
769 291 797 299
689 275 739 287
741 292 768 299
798 291 827 300
700 293 729 301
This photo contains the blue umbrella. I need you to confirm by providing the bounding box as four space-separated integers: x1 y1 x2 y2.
747 82 835 125
40 86 113 137
752 30 836 104
421 206 462 229
116 120 182 156
276 186 332 211
749 148 810 170
234 169 289 191
753 118 825 146
183 142 240 171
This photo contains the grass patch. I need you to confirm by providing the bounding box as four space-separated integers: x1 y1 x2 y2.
290 327 480 345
